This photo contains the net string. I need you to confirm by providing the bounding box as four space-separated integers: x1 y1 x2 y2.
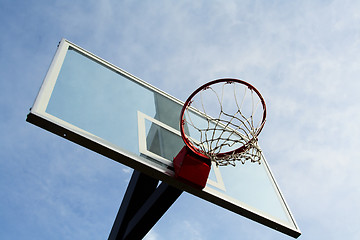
183 82 264 166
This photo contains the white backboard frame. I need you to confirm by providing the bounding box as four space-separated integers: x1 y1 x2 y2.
27 39 301 238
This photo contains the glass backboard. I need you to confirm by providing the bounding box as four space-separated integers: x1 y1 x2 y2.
27 39 301 238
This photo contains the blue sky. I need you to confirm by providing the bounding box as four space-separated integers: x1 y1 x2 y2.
1 0 360 239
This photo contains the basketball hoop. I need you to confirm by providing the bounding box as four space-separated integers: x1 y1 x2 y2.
180 78 266 166
174 78 266 188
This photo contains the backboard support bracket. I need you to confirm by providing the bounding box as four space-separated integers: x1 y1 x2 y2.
108 170 183 240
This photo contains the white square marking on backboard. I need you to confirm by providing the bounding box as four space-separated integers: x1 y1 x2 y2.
137 111 226 191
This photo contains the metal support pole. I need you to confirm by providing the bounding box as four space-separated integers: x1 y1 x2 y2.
108 170 183 240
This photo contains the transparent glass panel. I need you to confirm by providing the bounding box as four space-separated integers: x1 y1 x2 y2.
43 45 296 230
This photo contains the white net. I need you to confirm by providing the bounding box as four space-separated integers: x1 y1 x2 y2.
182 80 266 166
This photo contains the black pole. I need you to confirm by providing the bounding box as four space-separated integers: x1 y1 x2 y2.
108 170 183 240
